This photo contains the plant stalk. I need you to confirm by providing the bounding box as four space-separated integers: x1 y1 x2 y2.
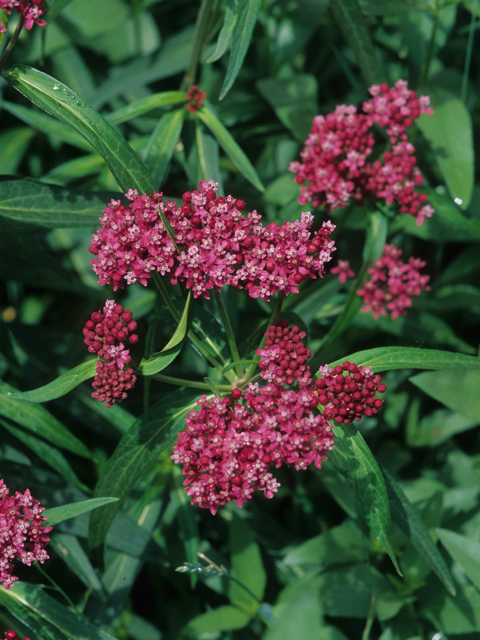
150 372 230 391
0 13 24 73
214 287 242 380
244 292 284 381
181 0 216 90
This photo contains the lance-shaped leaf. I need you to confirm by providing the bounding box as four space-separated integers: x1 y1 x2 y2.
437 528 480 593
0 177 120 230
410 369 480 421
106 91 187 125
197 104 264 191
1 65 155 194
0 582 117 640
206 0 239 63
383 469 456 596
331 0 383 86
327 346 480 372
328 425 401 575
8 360 97 403
44 497 119 526
88 388 201 564
139 290 194 376
219 0 262 99
0 380 92 459
143 107 186 188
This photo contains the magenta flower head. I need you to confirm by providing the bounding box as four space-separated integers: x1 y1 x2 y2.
90 179 336 301
357 244 430 319
0 480 51 590
289 80 434 225
83 300 138 407
0 0 47 29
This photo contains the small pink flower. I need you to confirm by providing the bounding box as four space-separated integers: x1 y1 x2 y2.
0 0 47 29
331 259 355 283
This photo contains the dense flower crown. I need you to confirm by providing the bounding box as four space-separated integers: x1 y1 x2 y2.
90 180 336 301
83 300 138 407
357 243 430 319
289 80 434 225
0 481 51 590
172 320 386 514
0 0 47 29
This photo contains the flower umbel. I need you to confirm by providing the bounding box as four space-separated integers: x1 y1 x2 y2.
0 0 47 29
0 480 51 590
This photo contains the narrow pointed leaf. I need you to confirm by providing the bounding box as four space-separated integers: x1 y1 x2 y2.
9 360 97 403
51 533 105 594
437 528 480 592
106 91 187 125
206 0 239 63
143 107 186 188
1 65 155 194
89 388 201 562
410 369 480 421
219 0 262 99
197 104 264 191
0 177 119 230
328 425 401 575
0 380 92 459
44 498 119 526
0 582 117 640
383 469 456 596
331 0 383 86
327 346 480 372
139 290 194 375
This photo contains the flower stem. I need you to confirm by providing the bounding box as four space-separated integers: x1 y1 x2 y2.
151 271 230 375
461 0 478 104
0 13 24 73
244 292 284 381
214 287 242 380
181 0 216 90
150 372 230 391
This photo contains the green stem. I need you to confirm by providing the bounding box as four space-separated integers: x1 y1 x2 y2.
244 292 284 381
181 0 216 90
35 563 79 615
0 13 24 73
461 0 478 104
420 6 439 88
214 287 242 380
150 372 230 391
151 271 229 374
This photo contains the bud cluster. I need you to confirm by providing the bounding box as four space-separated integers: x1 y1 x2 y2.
316 362 386 423
357 244 430 319
0 0 47 30
186 85 207 113
90 179 336 301
83 300 138 407
0 480 51 590
3 632 30 640
289 80 434 225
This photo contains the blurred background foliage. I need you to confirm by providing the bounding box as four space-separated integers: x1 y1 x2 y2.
1 0 480 639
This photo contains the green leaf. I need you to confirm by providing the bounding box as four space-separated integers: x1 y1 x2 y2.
140 291 194 376
409 369 480 421
197 104 264 191
383 469 456 596
0 582 117 640
0 380 92 459
330 0 383 86
257 75 319 141
328 425 401 575
182 605 251 637
407 408 479 447
228 511 266 610
437 528 480 592
44 498 119 526
417 94 474 209
143 108 186 188
0 127 35 174
48 0 75 21
219 0 262 100
8 360 97 402
1 65 155 194
171 465 200 588
327 346 480 372
51 533 105 594
0 177 118 230
206 0 239 63
88 388 201 562
106 91 187 125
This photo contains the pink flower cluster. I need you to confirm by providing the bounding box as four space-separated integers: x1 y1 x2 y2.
4 632 30 640
90 180 336 301
0 0 46 30
186 85 207 113
289 80 434 225
357 244 430 319
0 480 51 590
83 300 138 407
172 320 335 514
316 362 386 423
